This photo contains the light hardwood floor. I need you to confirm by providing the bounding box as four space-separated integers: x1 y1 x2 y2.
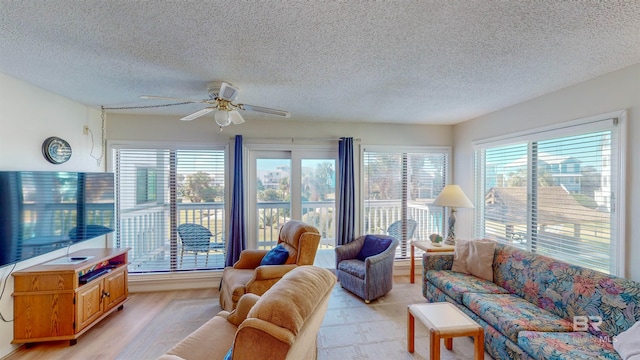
4 277 489 360
4 288 217 360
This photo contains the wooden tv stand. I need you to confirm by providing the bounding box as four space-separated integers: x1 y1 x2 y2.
12 248 130 346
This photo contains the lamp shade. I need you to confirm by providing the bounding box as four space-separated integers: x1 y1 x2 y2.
432 185 474 208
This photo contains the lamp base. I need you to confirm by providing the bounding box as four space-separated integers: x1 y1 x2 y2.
444 208 457 246
444 236 456 246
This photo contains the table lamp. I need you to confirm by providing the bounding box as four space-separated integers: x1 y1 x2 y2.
432 185 474 245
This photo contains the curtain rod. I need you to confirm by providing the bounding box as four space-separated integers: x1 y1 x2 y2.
229 137 361 142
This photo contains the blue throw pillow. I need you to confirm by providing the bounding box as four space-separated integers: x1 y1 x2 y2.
223 347 233 360
356 235 393 261
260 244 290 265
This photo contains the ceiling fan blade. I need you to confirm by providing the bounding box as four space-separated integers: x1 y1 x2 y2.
180 107 215 121
140 95 208 104
240 104 290 118
228 110 245 124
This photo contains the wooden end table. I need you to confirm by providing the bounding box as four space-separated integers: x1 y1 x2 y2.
410 240 455 283
408 302 484 360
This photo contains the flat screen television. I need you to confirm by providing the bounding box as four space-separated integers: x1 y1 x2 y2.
0 171 115 267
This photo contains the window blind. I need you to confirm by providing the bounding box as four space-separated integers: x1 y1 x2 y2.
113 147 226 273
475 119 622 275
363 148 449 259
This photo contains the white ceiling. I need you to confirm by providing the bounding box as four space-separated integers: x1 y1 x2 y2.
1 1 639 125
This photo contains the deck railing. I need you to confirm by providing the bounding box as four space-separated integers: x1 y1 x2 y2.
119 200 442 271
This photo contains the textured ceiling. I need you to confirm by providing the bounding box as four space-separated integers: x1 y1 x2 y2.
1 1 639 125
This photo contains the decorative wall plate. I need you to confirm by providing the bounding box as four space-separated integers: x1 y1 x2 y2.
42 136 72 164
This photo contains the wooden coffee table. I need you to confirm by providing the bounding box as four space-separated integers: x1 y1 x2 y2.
407 302 484 360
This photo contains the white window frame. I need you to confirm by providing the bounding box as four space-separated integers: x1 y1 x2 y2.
245 143 338 249
360 145 452 259
472 110 627 275
108 140 230 272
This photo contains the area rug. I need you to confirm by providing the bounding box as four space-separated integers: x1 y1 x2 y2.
116 298 220 360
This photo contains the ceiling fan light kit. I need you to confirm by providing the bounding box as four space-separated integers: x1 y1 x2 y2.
214 109 232 127
142 81 290 131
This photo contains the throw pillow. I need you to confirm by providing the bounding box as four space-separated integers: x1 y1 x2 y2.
451 239 496 282
614 320 640 360
223 347 233 360
260 244 290 265
451 239 471 273
467 239 496 282
356 235 392 261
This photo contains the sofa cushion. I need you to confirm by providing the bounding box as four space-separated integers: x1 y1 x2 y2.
518 331 619 360
337 259 365 279
463 293 574 343
356 235 392 261
426 270 509 303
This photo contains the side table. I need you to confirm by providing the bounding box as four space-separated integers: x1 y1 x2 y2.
410 240 455 283
407 302 484 359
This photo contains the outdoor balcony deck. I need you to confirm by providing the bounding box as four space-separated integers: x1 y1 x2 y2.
119 200 439 273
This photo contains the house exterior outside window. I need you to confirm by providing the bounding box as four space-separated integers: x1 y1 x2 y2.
363 146 450 259
111 145 227 273
473 112 626 275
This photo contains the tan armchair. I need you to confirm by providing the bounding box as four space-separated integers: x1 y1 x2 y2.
219 220 321 311
159 266 337 360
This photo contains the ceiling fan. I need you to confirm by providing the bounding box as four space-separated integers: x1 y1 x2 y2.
141 81 290 129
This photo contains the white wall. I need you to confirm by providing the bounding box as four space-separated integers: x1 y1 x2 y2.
0 72 107 358
106 113 453 146
453 63 640 281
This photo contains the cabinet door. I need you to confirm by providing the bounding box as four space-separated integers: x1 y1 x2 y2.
75 281 104 332
103 267 128 312
13 292 75 340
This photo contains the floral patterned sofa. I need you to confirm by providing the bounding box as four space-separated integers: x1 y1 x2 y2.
423 243 640 359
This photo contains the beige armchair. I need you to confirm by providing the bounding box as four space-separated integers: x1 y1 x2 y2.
219 220 321 311
159 266 336 360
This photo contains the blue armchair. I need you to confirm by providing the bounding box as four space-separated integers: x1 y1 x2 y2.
335 234 399 303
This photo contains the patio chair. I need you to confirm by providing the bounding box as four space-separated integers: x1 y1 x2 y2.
177 223 224 267
387 219 417 241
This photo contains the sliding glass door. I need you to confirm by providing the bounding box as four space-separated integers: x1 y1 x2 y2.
112 146 227 273
248 147 337 266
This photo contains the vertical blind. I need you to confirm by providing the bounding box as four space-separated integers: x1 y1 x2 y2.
475 119 621 275
113 147 226 273
363 148 449 259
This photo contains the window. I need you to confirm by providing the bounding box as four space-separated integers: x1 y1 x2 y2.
474 113 625 275
363 147 450 259
111 146 226 273
248 146 337 258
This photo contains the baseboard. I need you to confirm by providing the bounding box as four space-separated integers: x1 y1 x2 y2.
128 270 222 293
128 261 420 293
393 259 419 277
